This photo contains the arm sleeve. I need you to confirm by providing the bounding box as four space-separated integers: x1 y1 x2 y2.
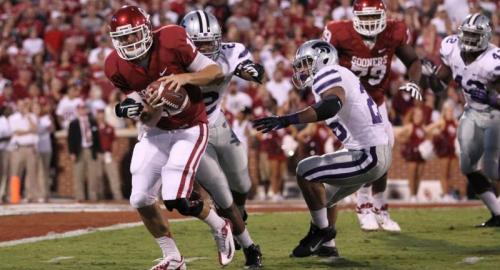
229 43 253 71
169 26 201 68
187 52 217 72
393 21 411 46
312 66 343 95
439 36 457 67
104 56 133 94
322 23 338 47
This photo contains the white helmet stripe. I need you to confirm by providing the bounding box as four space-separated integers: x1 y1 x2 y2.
198 10 208 33
469 13 479 26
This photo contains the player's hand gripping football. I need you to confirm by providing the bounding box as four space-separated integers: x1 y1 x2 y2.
159 73 191 92
399 81 423 101
253 116 290 133
115 98 144 118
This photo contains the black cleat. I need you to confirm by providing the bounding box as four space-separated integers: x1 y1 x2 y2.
291 223 336 258
476 215 500 227
314 245 340 257
243 244 263 269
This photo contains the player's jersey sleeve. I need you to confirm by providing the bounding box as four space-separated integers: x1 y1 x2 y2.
104 53 133 94
223 42 252 73
439 35 459 67
392 21 410 47
486 46 500 80
322 21 340 47
312 65 343 96
161 25 199 67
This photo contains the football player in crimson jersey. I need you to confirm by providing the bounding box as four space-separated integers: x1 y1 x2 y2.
104 6 234 269
321 0 422 243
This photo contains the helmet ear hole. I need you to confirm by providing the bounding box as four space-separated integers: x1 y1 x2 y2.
323 58 329 64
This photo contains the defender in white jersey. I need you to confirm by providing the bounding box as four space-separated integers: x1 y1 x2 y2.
254 40 391 257
423 13 500 227
181 10 264 268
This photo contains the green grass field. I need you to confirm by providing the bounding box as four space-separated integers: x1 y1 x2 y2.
1 208 499 270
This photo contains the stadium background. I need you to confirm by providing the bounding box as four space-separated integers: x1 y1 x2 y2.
0 1 499 204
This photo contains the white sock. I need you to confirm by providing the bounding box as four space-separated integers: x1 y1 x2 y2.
235 228 254 248
373 192 385 210
356 186 371 207
479 191 500 216
156 236 181 258
203 209 226 231
310 208 329 229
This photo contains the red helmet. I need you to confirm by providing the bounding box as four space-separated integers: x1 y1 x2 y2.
352 0 387 37
109 6 153 61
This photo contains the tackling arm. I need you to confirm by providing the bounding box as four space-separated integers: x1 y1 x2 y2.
253 87 345 133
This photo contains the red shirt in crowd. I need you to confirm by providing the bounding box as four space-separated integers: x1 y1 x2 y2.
98 123 115 152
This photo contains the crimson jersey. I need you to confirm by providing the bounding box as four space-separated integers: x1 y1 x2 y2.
104 25 207 130
323 20 409 105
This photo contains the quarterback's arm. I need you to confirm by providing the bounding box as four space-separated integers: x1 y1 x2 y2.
253 87 345 133
160 53 223 91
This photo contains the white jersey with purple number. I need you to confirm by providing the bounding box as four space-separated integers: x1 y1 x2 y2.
440 35 500 111
201 42 252 126
312 64 389 150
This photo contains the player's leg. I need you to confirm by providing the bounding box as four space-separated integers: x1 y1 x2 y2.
292 145 390 257
215 121 252 219
458 112 500 227
129 135 185 270
476 116 500 226
196 141 261 266
161 124 235 266
371 103 399 230
355 182 379 231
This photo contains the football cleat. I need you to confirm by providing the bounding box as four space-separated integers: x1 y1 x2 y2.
291 223 336 258
475 215 500 228
243 244 263 269
150 256 186 270
213 219 235 266
373 205 401 232
356 203 379 231
315 239 340 258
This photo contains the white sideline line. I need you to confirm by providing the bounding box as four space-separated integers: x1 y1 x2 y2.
0 218 195 248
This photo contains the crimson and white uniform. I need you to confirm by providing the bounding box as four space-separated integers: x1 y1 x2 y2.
105 25 214 206
323 19 410 146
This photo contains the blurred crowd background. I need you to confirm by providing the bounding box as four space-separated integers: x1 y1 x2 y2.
0 0 498 203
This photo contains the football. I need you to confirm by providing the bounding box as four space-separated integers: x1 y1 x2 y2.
146 79 190 116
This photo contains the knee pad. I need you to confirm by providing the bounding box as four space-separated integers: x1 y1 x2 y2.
467 171 493 195
129 192 156 208
163 197 204 217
